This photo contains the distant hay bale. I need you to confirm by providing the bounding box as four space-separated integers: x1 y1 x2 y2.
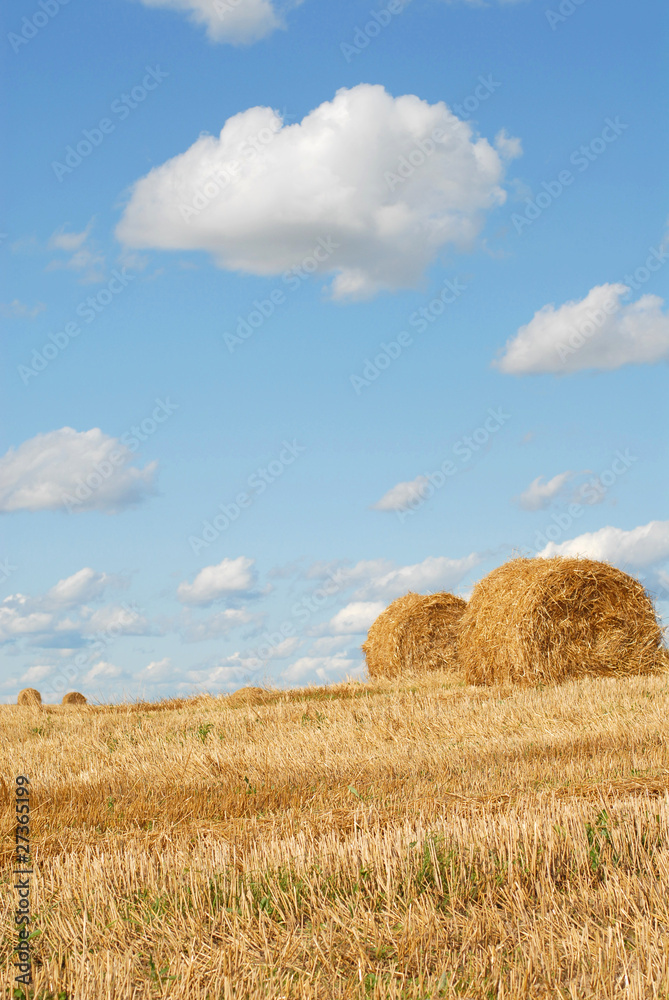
458 556 664 686
226 686 271 707
62 691 87 705
362 591 467 680
17 688 42 706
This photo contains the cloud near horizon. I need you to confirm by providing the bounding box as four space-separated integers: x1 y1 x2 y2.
116 84 520 300
537 519 669 570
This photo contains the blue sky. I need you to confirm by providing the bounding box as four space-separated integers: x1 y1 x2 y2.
1 0 668 703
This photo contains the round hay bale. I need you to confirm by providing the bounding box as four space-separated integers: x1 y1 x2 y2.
17 688 42 707
226 686 271 707
362 591 467 680
458 556 664 686
62 691 87 705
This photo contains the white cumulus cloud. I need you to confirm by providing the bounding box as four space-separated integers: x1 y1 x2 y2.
353 554 481 601
326 601 385 635
280 653 364 686
0 428 158 514
516 471 574 511
177 556 257 606
137 0 296 45
537 520 669 569
116 84 519 300
45 568 119 609
495 284 669 375
372 475 430 512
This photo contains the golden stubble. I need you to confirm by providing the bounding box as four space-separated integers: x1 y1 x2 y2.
1 669 669 998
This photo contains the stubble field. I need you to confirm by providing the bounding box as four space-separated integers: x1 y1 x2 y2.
2 668 669 999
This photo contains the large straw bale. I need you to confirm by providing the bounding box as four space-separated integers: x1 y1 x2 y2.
62 691 87 705
458 556 664 686
17 688 42 706
362 591 467 680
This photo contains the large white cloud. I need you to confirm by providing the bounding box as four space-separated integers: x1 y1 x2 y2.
538 520 669 569
116 84 519 300
177 556 257 606
516 471 574 511
137 0 294 45
0 428 157 514
495 284 669 375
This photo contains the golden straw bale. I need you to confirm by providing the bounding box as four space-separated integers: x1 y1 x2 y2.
17 688 42 706
226 686 272 707
458 556 664 686
362 591 467 680
62 691 87 705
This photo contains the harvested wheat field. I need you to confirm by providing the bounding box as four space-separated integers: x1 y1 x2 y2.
3 671 669 999
363 592 467 679
458 556 665 687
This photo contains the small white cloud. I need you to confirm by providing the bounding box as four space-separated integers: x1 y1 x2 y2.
135 657 177 682
117 84 517 300
177 556 257 606
372 475 430 512
20 664 54 683
137 0 292 45
494 129 523 161
0 604 54 642
181 607 256 642
326 601 385 635
353 554 481 602
537 520 669 569
0 427 158 514
516 471 574 511
82 605 152 636
280 652 362 685
495 284 669 375
45 568 118 609
83 660 124 682
305 635 352 656
47 220 105 283
0 300 46 320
